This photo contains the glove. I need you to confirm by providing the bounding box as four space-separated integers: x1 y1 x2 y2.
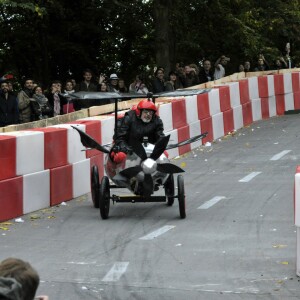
110 151 127 164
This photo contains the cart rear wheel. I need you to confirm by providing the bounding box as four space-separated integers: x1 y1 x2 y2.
99 176 110 219
177 175 186 219
91 165 100 208
164 174 175 206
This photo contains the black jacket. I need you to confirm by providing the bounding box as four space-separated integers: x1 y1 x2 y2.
0 91 19 126
113 110 165 152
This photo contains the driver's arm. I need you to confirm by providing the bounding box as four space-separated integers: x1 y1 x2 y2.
113 114 131 153
155 116 165 142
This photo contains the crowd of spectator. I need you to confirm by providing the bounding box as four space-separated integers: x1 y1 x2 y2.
0 53 293 128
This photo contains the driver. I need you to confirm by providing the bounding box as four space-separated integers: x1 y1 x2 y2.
110 99 165 163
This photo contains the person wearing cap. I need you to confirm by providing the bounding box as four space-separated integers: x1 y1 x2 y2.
110 99 165 163
107 73 119 92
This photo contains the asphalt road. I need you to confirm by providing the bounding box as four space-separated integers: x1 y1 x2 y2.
1 114 300 300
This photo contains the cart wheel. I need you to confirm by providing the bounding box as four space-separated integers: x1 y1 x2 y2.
99 176 110 219
177 175 186 219
91 165 100 208
164 174 175 206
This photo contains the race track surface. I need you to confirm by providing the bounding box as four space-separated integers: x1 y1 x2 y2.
1 114 300 300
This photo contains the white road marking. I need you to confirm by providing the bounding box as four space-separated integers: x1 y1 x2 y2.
270 150 291 161
197 196 226 209
239 172 261 182
102 262 129 282
139 225 175 240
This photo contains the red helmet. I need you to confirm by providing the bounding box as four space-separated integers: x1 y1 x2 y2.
136 100 157 116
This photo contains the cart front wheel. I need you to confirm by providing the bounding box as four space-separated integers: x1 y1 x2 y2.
91 165 100 208
164 174 175 206
99 176 110 219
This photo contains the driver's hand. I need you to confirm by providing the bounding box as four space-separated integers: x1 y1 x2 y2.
111 151 127 163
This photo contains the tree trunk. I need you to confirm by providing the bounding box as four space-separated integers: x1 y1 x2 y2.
153 0 172 74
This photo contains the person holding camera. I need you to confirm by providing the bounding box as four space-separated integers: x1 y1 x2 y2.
214 55 230 80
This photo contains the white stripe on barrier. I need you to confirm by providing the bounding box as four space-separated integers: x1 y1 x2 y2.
166 129 179 159
51 124 86 164
189 120 202 149
284 73 293 94
185 95 199 124
208 89 221 116
268 96 277 117
284 93 295 111
23 169 50 214
251 98 262 121
267 75 275 96
73 159 91 198
158 102 173 132
226 82 241 108
0 131 45 176
232 105 244 130
212 112 225 140
248 77 259 100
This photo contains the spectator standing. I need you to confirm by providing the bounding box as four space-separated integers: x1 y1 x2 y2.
244 61 251 72
107 74 119 92
273 57 288 70
198 60 214 84
238 64 245 72
129 75 149 94
118 78 128 92
62 80 75 113
18 78 34 123
46 80 64 116
0 81 19 127
164 71 182 91
31 86 53 120
151 68 165 93
181 64 199 87
214 55 230 80
99 82 108 92
76 69 98 92
254 54 269 71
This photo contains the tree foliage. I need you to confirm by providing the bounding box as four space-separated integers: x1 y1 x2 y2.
1 0 300 85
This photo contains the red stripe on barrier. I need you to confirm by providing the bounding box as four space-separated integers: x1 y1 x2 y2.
223 109 234 134
274 74 284 95
200 117 213 143
0 176 23 222
216 86 231 112
50 164 73 206
294 91 300 110
172 98 187 128
275 95 285 115
258 76 269 98
242 102 253 126
261 97 270 119
90 153 104 179
197 93 210 120
292 73 300 93
70 120 101 158
177 125 191 155
0 135 16 180
31 127 68 169
239 79 250 104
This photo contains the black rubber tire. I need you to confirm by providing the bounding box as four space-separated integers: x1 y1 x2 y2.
177 175 186 219
91 165 100 208
164 174 175 206
99 176 110 219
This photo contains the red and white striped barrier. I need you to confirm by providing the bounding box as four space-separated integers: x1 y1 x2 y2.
2 71 300 223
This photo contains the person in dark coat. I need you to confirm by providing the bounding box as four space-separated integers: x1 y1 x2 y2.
111 99 164 163
0 81 19 127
